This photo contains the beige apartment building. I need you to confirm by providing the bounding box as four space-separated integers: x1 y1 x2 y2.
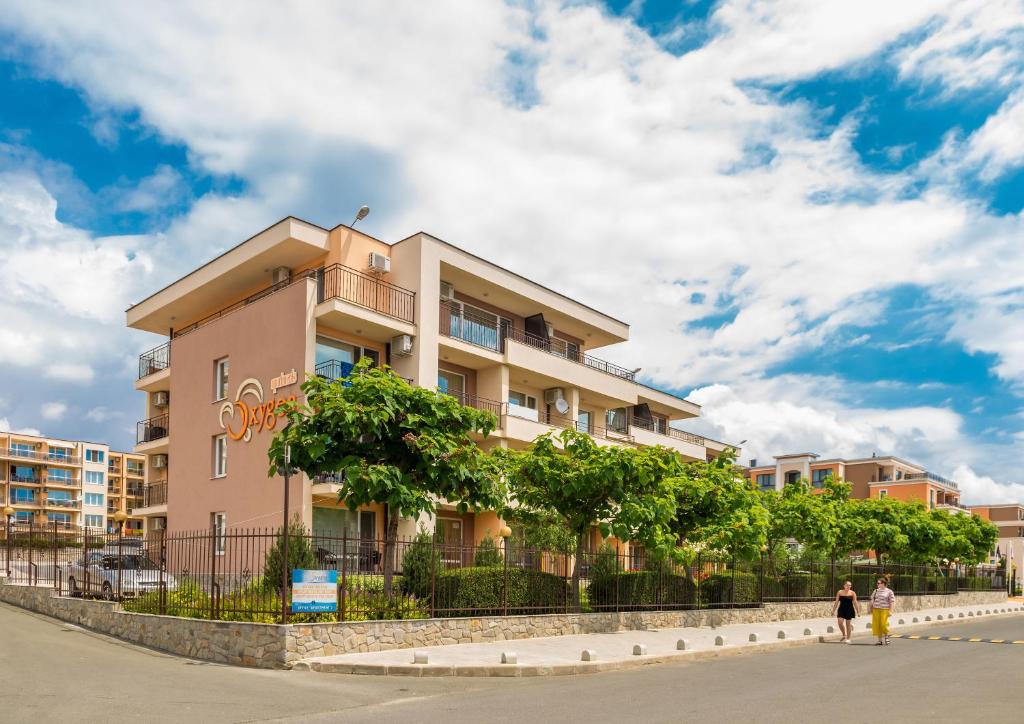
745 452 966 512
970 504 1024 571
1 431 144 534
126 216 732 547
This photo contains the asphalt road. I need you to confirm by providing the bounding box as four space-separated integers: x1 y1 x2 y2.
2 601 1022 723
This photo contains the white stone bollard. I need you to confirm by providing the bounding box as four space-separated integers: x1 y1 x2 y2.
803 628 813 636
581 650 597 662
501 652 517 664
633 644 647 656
826 625 835 633
968 611 975 617
865 622 872 629
748 633 759 642
714 635 726 646
412 651 429 665
958 612 965 618
777 630 787 639
676 639 690 650
912 617 919 623
898 619 905 625
936 615 942 620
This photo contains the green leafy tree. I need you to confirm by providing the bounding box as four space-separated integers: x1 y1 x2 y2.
847 497 917 566
474 534 503 567
933 511 998 565
263 517 317 592
268 359 505 594
498 428 684 610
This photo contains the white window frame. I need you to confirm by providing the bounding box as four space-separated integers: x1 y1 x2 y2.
437 369 466 398
212 512 227 555
213 435 227 478
508 390 537 409
214 358 230 401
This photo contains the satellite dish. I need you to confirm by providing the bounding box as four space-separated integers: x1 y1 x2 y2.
554 398 570 415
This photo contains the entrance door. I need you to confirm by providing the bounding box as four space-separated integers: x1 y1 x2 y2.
358 510 377 572
435 517 463 568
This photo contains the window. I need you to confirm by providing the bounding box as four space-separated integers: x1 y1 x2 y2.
811 469 831 488
47 467 72 482
11 465 36 482
784 471 801 484
437 370 465 398
756 474 776 491
445 301 510 352
10 488 35 503
606 407 628 434
48 446 72 462
48 490 72 502
84 514 103 528
85 471 104 486
85 449 105 464
212 512 226 555
213 435 227 477
126 460 145 476
315 337 380 379
577 410 592 434
652 415 668 435
14 511 32 523
508 391 536 409
50 513 73 525
84 493 105 506
214 358 230 401
878 489 888 499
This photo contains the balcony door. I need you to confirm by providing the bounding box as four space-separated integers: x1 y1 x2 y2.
437 370 465 400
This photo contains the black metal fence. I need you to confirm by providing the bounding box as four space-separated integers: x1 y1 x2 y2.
318 264 415 324
138 341 170 379
0 525 1012 624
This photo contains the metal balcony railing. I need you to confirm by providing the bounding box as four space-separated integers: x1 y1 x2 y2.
629 416 705 446
143 482 168 507
317 264 415 323
443 390 506 417
138 341 171 379
903 471 959 490
10 474 41 484
0 448 81 464
137 414 169 444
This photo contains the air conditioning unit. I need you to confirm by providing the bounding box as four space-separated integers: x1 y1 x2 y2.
439 281 455 301
152 391 170 407
545 322 555 338
271 266 291 285
543 388 566 405
368 252 391 273
391 334 414 357
151 454 168 470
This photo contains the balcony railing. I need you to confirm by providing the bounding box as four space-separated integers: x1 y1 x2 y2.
126 466 145 477
143 482 168 507
443 391 506 418
137 414 169 444
46 498 79 509
10 474 41 484
45 477 80 487
438 301 636 381
903 471 959 490
629 416 705 446
317 264 415 323
138 341 171 379
0 448 81 464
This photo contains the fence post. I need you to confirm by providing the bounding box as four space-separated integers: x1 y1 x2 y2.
340 534 348 622
696 551 702 611
429 536 436 619
159 531 167 616
502 540 509 617
209 524 217 620
27 519 34 586
614 545 620 613
758 554 765 606
52 521 58 588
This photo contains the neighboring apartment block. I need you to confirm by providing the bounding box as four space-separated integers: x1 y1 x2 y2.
745 452 966 512
970 504 1024 569
1 431 144 534
126 216 733 546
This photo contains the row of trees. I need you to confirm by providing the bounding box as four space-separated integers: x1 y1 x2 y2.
268 362 999 604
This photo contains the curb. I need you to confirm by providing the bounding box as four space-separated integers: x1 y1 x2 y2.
294 606 1024 677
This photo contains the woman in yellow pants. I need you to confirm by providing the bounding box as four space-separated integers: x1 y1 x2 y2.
870 577 896 645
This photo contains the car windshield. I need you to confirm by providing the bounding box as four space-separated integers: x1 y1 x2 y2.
104 555 159 570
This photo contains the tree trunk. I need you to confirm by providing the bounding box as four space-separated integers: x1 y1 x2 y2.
382 505 399 596
571 530 586 613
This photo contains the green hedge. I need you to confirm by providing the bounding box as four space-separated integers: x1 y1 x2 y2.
434 566 567 616
587 571 696 610
778 572 828 599
701 571 759 605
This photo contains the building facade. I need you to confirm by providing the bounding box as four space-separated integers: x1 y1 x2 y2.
745 452 965 512
126 217 734 545
970 504 1024 570
1 431 144 534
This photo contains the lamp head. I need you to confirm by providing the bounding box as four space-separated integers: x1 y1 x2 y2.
113 510 128 525
499 525 512 539
2 505 14 518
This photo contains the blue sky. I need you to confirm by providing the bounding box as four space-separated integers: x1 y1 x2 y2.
1 0 1023 502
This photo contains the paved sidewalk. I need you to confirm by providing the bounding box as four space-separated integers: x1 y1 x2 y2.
295 600 1024 677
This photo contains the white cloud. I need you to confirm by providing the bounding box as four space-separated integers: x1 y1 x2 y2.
0 417 42 436
44 363 94 383
952 465 1024 505
40 401 67 420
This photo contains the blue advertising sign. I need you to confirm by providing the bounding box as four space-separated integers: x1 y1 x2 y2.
291 569 338 613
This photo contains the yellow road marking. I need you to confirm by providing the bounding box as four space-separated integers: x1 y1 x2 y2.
968 638 982 642
1012 641 1024 644
907 635 921 639
948 637 962 641
927 636 941 640
990 639 1005 643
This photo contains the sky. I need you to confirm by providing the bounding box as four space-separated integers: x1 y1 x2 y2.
1 0 1023 504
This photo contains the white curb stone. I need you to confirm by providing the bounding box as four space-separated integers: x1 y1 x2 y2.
633 644 647 656
777 631 786 640
748 633 759 642
714 635 726 646
501 652 517 664
581 650 597 662
676 639 690 651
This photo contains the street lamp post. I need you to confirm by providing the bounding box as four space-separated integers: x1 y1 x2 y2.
3 505 14 578
279 439 292 625
499 525 512 617
113 510 128 600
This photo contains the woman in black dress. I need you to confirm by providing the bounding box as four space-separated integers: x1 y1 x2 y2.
831 579 860 643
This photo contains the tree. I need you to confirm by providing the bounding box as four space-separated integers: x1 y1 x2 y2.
498 428 684 610
668 452 769 561
847 497 916 566
262 516 317 592
933 511 998 565
268 359 504 595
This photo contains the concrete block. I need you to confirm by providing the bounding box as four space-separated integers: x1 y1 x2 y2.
676 639 690 651
803 628 812 636
748 633 759 642
777 630 786 640
714 635 725 646
412 651 429 664
632 644 647 656
501 652 517 664
581 650 597 662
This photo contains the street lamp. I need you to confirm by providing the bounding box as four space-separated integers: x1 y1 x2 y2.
114 510 128 600
3 505 14 578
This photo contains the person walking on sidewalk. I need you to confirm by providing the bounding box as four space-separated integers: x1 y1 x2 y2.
831 580 860 643
870 577 896 645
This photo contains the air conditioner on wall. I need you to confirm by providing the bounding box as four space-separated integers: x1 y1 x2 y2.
152 391 170 407
391 334 414 357
543 388 566 405
271 266 291 285
368 252 391 273
439 281 455 301
151 454 168 470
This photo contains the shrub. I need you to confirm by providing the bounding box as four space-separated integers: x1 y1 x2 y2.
587 571 696 610
587 543 619 582
262 518 317 592
399 531 441 599
473 535 503 567
701 571 759 605
779 572 827 599
122 579 211 619
434 566 568 616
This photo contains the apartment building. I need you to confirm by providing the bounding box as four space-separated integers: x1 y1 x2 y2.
970 504 1024 569
745 452 966 511
0 431 144 533
126 216 734 546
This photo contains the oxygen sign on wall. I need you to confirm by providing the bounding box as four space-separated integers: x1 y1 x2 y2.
218 377 297 443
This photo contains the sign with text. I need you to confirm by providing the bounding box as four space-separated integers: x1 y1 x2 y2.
291 569 338 613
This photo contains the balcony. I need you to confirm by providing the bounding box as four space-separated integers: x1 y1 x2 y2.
316 359 413 386
10 474 41 484
317 264 415 323
442 391 506 418
138 341 171 379
45 477 81 488
126 466 145 478
903 471 959 490
137 414 169 445
0 448 81 464
143 482 168 507
46 498 79 509
628 416 707 460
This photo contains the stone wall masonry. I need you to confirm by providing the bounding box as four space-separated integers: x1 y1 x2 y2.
0 580 1008 669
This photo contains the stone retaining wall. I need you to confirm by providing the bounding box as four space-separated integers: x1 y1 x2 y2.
0 580 1007 669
